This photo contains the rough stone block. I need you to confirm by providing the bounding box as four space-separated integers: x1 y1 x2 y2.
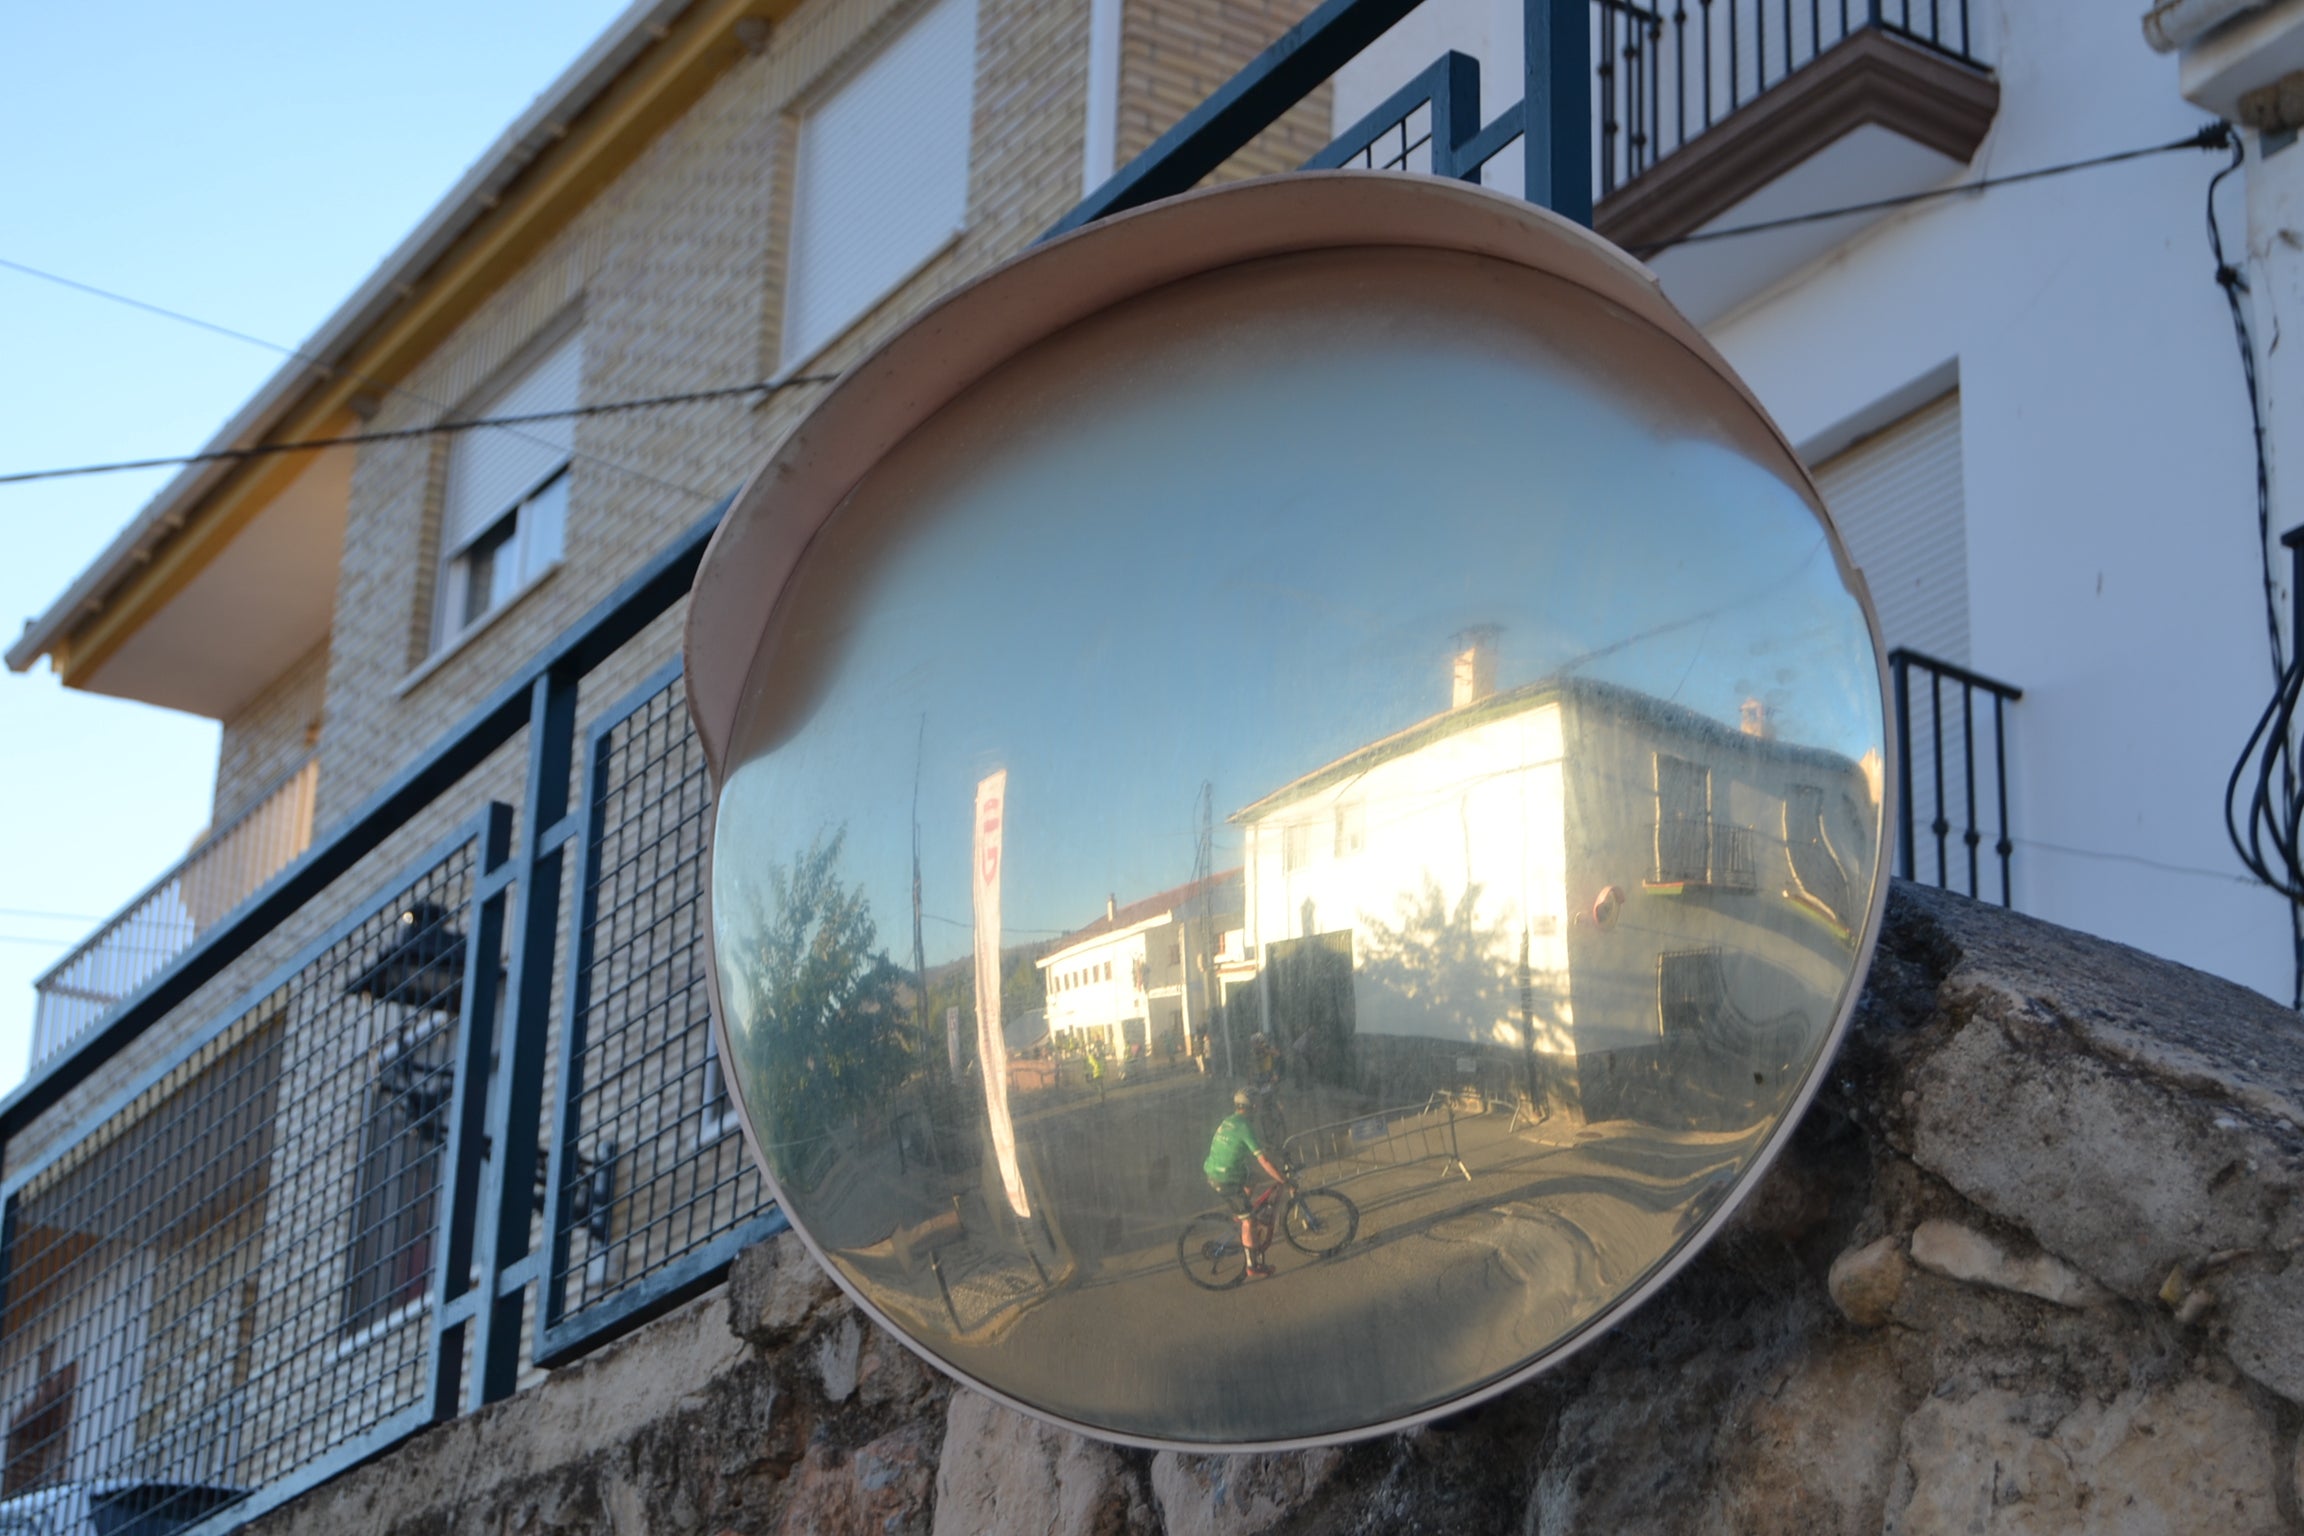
2217 1259 2304 1404
932 1391 1144 1536
730 1230 844 1348
1707 1342 1906 1536
1908 1218 2111 1309
773 1422 937 1536
816 1314 863 1404
1829 1235 1910 1327
1885 1379 2285 1535
1149 1448 1341 1536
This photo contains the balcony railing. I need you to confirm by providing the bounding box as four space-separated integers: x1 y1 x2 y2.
1650 818 1758 891
1594 0 1982 199
29 757 318 1066
1891 647 2021 906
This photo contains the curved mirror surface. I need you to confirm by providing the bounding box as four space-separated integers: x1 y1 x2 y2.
711 247 1886 1445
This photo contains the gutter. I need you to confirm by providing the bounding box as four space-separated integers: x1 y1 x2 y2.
2145 0 2271 53
5 0 701 677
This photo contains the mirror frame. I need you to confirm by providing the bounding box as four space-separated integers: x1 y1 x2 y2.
685 169 1896 1451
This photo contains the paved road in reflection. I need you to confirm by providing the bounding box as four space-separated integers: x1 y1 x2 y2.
813 1068 1768 1444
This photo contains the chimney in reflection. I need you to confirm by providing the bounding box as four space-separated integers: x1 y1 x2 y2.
1106 894 1117 922
1451 625 1500 709
1740 696 1774 739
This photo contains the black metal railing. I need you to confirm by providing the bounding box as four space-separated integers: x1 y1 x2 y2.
1594 0 1983 199
1650 818 1757 891
1283 0 1988 231
1891 647 2021 906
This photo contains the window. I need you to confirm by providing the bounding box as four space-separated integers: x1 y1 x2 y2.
2 1348 73 1495
1658 949 1725 1035
782 0 977 368
1334 803 1366 857
433 333 579 651
1784 784 1855 926
699 1036 742 1144
1654 754 1711 883
1283 821 1315 872
1811 390 1968 664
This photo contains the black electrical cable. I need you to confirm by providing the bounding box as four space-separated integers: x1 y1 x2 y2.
6 123 2238 489
0 375 838 487
1630 122 2234 258
2209 133 2304 1005
0 254 752 505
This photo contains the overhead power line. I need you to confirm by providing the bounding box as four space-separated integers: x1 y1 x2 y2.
2 121 2234 486
0 256 315 360
1629 122 2233 257
0 255 769 503
0 376 839 488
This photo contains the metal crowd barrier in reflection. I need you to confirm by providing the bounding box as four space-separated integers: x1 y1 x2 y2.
1283 1100 1472 1185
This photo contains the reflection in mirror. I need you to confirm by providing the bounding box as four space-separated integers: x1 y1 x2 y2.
708 244 1885 1447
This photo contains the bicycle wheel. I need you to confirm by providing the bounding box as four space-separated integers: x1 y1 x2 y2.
1282 1188 1358 1257
1177 1211 1248 1289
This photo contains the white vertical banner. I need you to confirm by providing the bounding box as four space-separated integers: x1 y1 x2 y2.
973 769 1030 1218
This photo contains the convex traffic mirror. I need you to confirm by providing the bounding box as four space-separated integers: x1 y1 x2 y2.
686 172 1891 1450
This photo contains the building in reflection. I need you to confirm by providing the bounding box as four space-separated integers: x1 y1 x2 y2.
1229 634 1876 1127
1036 872 1243 1063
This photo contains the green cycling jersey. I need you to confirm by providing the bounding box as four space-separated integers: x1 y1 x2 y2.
1203 1111 1266 1185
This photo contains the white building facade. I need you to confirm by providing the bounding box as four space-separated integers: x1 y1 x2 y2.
1327 0 2304 1001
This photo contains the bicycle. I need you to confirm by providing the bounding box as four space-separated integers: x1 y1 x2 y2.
1175 1172 1358 1290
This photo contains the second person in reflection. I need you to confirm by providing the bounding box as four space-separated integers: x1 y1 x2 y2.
1205 1088 1288 1280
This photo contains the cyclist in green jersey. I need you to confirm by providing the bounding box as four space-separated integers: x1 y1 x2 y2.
1205 1088 1286 1279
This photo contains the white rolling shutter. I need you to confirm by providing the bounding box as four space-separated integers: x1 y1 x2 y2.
782 0 977 368
442 334 582 556
1813 391 1969 665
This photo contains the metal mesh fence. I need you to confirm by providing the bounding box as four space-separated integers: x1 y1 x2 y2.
550 672 770 1333
0 841 475 1529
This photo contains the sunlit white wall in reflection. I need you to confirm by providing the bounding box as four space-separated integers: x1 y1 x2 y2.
1237 679 1570 1054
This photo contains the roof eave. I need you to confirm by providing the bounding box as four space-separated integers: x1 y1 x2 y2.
5 0 702 677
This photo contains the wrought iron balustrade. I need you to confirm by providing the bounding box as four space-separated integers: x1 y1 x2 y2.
1650 818 1757 891
1592 0 1983 198
1301 0 1987 216
30 757 319 1068
1890 647 2021 906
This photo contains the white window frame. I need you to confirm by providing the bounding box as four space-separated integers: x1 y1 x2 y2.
697 1038 743 1147
431 333 581 655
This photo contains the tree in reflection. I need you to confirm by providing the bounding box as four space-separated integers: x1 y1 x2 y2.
1352 876 1562 1110
731 830 911 1168
1358 876 1521 1044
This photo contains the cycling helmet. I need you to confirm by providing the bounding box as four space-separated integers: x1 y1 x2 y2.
1233 1088 1254 1111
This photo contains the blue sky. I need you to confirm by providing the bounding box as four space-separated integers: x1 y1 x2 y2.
713 259 1883 971
0 1 633 1092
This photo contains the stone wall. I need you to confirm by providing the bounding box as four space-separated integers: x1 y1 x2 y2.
248 882 2304 1535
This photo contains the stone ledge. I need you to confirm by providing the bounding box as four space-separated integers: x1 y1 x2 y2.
248 882 2304 1535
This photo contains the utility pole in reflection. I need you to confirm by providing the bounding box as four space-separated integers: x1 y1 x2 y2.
1192 780 1227 1079
911 715 938 1078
